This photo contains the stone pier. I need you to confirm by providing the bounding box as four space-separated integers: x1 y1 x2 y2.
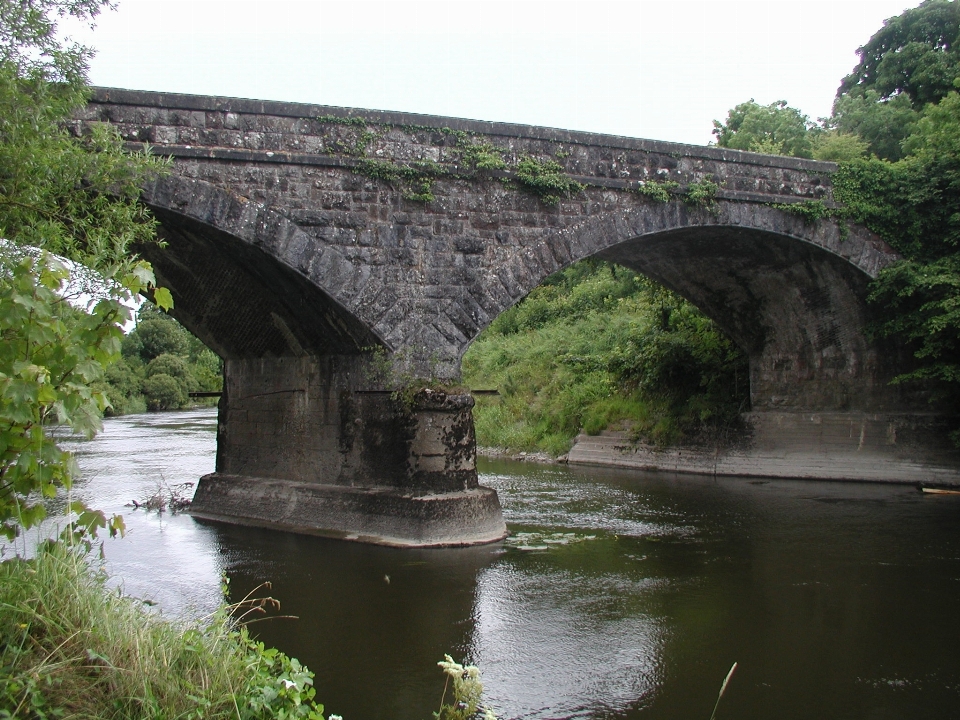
189 357 506 546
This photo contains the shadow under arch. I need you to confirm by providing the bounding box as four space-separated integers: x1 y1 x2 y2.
138 175 385 358
471 200 906 412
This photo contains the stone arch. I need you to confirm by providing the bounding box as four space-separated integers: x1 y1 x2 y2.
463 201 905 412
138 175 385 359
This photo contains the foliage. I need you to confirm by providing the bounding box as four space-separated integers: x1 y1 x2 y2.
0 0 169 539
837 0 960 109
0 253 145 539
684 178 719 208
712 99 815 158
867 255 960 392
809 130 869 162
0 540 328 719
455 137 506 172
634 179 679 203
512 156 585 205
824 6 960 423
771 199 830 223
463 261 748 454
104 304 222 413
828 89 919 161
136 316 190 359
354 158 440 202
142 372 186 410
434 655 497 720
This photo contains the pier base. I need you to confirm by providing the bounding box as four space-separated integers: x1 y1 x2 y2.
188 356 506 547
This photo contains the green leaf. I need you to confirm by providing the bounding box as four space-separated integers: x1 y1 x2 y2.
153 286 174 311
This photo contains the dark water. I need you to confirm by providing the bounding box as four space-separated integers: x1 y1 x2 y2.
46 408 960 720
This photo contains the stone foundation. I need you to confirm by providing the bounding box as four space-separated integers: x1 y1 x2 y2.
190 474 506 547
567 411 960 485
191 356 506 547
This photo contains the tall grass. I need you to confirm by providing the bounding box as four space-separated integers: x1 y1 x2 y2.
0 541 326 719
463 261 748 455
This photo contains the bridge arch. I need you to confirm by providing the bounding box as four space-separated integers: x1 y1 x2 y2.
138 175 385 359
465 201 902 412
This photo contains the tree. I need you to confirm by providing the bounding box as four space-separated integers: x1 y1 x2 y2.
828 89 918 161
0 0 168 538
838 0 960 109
831 0 959 160
851 91 960 414
712 99 815 158
137 317 190 360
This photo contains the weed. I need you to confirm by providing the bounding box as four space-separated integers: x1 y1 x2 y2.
634 179 680 203
0 541 328 719
513 156 585 205
684 178 720 208
435 655 498 720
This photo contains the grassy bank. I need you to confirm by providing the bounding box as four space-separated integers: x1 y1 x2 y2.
462 261 748 456
0 541 327 719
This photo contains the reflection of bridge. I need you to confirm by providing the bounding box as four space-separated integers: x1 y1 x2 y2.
80 88 951 545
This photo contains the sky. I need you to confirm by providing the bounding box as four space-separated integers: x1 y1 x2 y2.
62 0 920 147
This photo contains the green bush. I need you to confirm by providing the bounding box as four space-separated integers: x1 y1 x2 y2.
137 317 190 360
143 372 187 411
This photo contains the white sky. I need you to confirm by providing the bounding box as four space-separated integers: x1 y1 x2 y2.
62 0 918 146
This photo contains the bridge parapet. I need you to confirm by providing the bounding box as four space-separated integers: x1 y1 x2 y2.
82 87 834 207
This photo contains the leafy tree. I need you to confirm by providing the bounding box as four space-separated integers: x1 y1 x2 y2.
98 357 145 415
136 317 190 360
847 91 960 415
838 0 960 109
809 131 869 162
712 99 815 158
831 0 958 160
0 0 168 538
828 89 919 161
142 373 185 411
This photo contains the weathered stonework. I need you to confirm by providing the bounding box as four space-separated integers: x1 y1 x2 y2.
75 88 954 542
196 356 504 544
568 412 960 485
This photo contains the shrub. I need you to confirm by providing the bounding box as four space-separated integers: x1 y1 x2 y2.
143 372 186 411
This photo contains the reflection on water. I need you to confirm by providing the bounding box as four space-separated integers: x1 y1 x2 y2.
43 409 960 719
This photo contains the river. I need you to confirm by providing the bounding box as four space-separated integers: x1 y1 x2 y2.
45 408 960 719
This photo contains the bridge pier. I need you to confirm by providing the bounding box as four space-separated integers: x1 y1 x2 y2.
189 356 507 547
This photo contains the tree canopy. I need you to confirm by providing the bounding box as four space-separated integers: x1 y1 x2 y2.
838 0 960 109
712 99 815 158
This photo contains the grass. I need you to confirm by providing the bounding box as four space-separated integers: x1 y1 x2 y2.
463 261 749 456
0 540 327 719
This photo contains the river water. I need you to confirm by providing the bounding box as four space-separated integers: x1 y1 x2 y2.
44 408 960 720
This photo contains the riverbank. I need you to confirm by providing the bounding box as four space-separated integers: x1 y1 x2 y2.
566 411 960 485
0 541 327 719
480 411 960 486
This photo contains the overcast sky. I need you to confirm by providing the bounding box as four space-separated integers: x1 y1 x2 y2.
62 0 918 146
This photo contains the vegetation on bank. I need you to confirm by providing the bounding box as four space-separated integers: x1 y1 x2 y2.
462 260 749 455
100 303 223 415
0 540 329 719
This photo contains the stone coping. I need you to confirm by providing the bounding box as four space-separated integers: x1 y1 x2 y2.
90 87 837 173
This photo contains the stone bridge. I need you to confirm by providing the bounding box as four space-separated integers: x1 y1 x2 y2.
79 88 936 545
